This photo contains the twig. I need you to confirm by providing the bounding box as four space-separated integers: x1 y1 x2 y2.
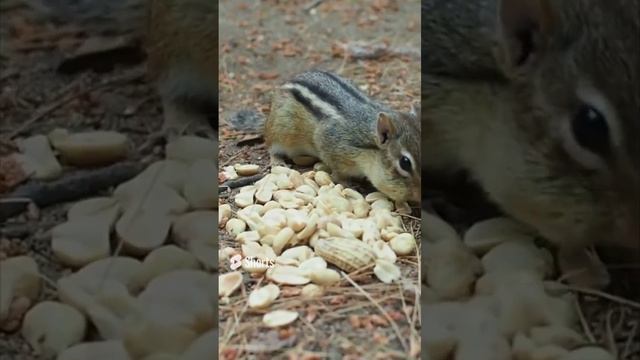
298 312 317 333
412 281 420 328
9 76 86 138
341 271 409 354
123 95 154 116
37 273 57 289
574 297 596 343
0 220 57 238
137 130 166 154
220 174 265 192
221 279 255 347
221 151 245 167
342 263 375 279
399 213 420 221
336 43 349 76
0 197 31 205
9 68 145 138
569 286 640 310
605 309 619 358
304 0 324 11
398 282 412 331
622 320 637 359
0 161 147 221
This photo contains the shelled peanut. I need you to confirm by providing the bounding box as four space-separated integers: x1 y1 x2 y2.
422 212 617 360
0 135 225 360
222 165 415 279
218 164 419 326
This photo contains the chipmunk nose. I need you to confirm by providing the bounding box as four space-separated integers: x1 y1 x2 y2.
409 186 421 205
412 179 422 203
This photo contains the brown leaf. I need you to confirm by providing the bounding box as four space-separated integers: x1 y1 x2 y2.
278 327 296 339
388 310 404 321
369 314 388 327
0 155 29 194
221 347 239 360
372 331 389 345
361 316 374 331
371 0 399 12
282 45 299 57
301 354 323 360
251 83 272 93
281 287 302 297
257 71 279 80
305 308 318 323
349 315 361 328
330 42 345 58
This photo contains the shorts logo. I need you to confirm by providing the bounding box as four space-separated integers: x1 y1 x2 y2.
229 254 242 270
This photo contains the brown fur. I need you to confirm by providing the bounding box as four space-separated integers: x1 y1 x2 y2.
145 0 218 136
266 81 421 204
424 0 639 250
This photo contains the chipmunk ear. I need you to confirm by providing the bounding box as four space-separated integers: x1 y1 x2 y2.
376 112 397 147
496 0 554 76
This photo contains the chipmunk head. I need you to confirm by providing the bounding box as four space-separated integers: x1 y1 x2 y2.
373 109 422 204
493 0 639 250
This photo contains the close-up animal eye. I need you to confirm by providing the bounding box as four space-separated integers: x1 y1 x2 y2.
399 155 412 175
571 105 611 157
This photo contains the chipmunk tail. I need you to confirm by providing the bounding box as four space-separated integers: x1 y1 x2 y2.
224 109 265 132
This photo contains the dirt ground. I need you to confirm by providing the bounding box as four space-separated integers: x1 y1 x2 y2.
218 0 421 359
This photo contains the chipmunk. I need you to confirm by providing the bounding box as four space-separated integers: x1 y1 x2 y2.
229 70 421 204
144 0 218 140
423 0 640 255
267 70 421 204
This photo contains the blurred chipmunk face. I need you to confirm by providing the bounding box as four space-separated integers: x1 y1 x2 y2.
494 0 639 249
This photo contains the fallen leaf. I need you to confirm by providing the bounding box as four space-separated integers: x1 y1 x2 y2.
280 287 302 297
257 71 279 80
369 314 388 327
221 347 239 360
0 155 29 193
388 311 404 321
278 327 295 339
349 315 361 328
372 331 389 345
329 295 346 305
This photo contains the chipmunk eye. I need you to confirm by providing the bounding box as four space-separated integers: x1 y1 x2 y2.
571 105 611 157
399 156 412 173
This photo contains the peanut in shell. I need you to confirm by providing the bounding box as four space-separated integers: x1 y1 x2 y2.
313 237 376 272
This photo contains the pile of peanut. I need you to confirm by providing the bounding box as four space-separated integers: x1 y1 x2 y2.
218 164 417 327
422 213 616 360
1 136 218 360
